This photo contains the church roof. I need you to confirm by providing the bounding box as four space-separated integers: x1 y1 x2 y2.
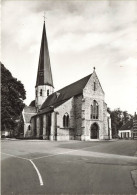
36 22 53 87
24 106 36 113
29 100 35 107
119 120 133 130
23 106 37 123
40 74 91 112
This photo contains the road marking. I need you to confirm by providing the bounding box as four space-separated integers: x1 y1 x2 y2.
1 152 44 186
1 144 102 161
31 145 106 160
1 152 29 160
31 146 137 161
2 142 137 187
29 160 44 186
31 150 79 160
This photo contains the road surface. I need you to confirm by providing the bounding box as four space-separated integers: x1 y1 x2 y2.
1 139 137 194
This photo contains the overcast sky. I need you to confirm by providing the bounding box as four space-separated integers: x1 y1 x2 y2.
1 0 137 114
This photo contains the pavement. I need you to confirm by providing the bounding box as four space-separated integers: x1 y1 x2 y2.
1 139 137 194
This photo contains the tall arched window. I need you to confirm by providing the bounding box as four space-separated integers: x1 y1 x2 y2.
36 90 38 97
91 100 99 119
63 113 69 127
94 82 96 91
47 89 49 96
91 105 93 119
40 89 42 96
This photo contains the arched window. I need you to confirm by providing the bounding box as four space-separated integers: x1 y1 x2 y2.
91 105 93 118
63 113 69 128
47 89 49 96
40 89 42 96
28 125 31 130
94 82 96 91
91 100 99 119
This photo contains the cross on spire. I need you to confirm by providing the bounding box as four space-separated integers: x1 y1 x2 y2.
43 11 46 22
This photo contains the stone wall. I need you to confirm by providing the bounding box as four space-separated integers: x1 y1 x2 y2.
56 128 74 141
34 115 44 139
35 85 54 110
83 71 105 100
74 95 83 140
31 117 36 137
54 98 75 140
102 102 109 139
82 71 109 140
24 123 32 137
31 70 112 141
107 112 112 139
43 114 47 139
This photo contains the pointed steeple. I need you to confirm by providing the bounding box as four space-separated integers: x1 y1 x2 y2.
36 22 54 87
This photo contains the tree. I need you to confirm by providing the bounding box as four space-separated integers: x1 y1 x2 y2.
1 63 26 136
122 111 132 124
108 108 133 138
110 108 122 138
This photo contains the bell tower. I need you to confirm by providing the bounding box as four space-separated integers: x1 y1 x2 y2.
35 21 54 110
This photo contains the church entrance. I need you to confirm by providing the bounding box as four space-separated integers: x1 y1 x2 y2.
90 123 99 139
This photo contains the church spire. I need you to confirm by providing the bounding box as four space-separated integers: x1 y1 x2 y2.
36 21 54 87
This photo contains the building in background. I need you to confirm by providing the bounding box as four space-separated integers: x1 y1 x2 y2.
118 112 137 139
133 113 137 138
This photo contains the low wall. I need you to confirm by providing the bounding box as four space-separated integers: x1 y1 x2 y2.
56 127 75 141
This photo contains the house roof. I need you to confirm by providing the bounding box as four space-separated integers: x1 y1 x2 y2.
119 120 133 130
23 106 37 123
39 74 92 112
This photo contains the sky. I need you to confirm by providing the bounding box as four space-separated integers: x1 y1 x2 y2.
1 0 137 115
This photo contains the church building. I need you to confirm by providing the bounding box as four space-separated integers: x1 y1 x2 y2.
23 21 112 141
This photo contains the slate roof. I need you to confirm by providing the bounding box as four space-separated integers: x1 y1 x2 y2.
24 106 36 113
36 22 53 87
23 106 37 123
119 120 133 130
29 100 35 107
39 74 92 113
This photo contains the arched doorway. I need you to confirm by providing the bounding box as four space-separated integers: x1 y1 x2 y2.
91 123 99 139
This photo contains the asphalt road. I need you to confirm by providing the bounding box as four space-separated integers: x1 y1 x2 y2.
1 139 137 194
